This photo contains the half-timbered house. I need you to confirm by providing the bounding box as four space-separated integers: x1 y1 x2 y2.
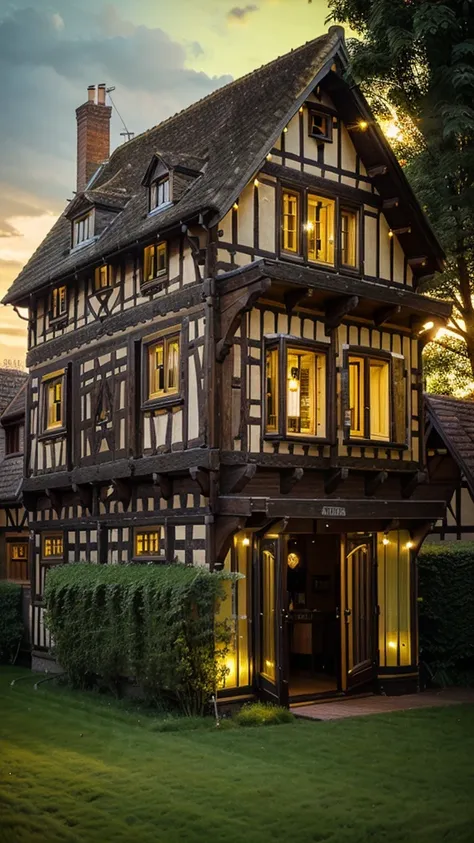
0 370 28 584
3 27 455 702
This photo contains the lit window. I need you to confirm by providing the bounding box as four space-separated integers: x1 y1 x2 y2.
348 355 390 441
7 542 29 582
148 334 180 400
51 286 67 320
340 208 358 268
94 265 113 290
282 191 299 253
43 534 63 559
308 109 332 142
43 374 64 431
135 529 160 557
265 348 279 432
307 195 335 265
143 242 168 284
11 543 27 561
150 177 170 211
73 213 92 247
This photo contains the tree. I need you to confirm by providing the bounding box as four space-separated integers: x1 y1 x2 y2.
327 0 474 392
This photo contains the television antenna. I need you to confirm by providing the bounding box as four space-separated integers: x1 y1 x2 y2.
106 86 135 143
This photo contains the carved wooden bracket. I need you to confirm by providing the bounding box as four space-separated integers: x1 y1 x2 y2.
189 467 211 498
401 470 427 499
214 516 247 566
374 305 401 327
153 472 173 501
221 463 257 494
112 479 132 510
284 287 308 315
367 164 388 178
382 197 399 210
21 490 38 513
324 295 359 334
216 278 271 362
324 467 349 495
365 470 388 497
280 467 304 495
45 488 62 517
72 482 93 513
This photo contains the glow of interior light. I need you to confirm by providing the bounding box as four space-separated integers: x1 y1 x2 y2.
242 537 250 547
359 120 368 131
406 541 414 550
382 537 390 546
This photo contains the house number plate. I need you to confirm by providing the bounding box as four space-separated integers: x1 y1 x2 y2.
321 505 347 518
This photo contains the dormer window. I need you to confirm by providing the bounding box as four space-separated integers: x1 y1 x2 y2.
73 212 92 247
51 286 67 321
308 107 333 142
143 242 168 286
150 177 170 212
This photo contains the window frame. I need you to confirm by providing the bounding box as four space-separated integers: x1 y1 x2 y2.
340 205 360 271
50 285 68 323
141 327 182 410
72 212 94 249
6 538 29 583
281 189 301 256
5 424 21 455
307 192 336 267
343 347 407 447
132 527 164 561
149 176 171 213
40 369 66 436
307 106 334 143
142 242 168 289
41 532 64 562
94 264 115 292
263 336 330 442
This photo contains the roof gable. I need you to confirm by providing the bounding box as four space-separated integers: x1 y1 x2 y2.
426 394 474 497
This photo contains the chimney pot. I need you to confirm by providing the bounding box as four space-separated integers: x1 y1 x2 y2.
87 85 96 103
97 84 106 106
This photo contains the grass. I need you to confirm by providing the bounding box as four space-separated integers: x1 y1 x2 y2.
1 667 474 843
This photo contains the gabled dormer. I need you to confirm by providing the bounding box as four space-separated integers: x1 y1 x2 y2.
66 188 130 252
142 151 205 217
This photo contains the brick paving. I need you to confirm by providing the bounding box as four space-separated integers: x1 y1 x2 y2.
292 688 474 721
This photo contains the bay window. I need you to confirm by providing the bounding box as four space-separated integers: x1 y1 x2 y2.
265 340 327 439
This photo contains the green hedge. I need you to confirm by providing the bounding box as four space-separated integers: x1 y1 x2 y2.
0 582 24 663
418 542 474 686
44 563 234 715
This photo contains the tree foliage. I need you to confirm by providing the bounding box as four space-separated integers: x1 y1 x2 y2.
0 582 23 663
328 0 474 389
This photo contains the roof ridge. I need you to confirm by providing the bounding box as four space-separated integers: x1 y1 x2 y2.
426 393 474 404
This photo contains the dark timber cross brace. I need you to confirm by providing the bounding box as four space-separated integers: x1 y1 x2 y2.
402 470 427 499
365 470 388 497
112 479 132 510
324 467 349 495
216 277 271 361
45 488 62 517
324 295 359 334
189 466 211 497
284 287 309 315
374 305 401 327
280 467 304 495
71 482 93 513
214 516 247 567
221 464 257 494
152 472 173 501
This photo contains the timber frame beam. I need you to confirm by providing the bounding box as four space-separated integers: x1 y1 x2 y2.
324 295 359 334
220 463 257 495
216 277 271 362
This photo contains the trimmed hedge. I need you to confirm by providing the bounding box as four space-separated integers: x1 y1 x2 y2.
418 542 474 687
0 582 23 663
44 563 235 715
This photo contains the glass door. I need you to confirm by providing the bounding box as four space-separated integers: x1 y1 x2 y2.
255 537 289 706
342 534 377 691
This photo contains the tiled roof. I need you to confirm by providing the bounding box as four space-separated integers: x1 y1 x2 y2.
0 29 348 304
0 369 27 415
1 381 27 423
425 394 474 496
0 455 23 504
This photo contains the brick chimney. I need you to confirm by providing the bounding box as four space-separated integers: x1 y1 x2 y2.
76 84 112 193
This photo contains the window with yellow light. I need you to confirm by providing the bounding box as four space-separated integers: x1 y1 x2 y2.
216 533 251 690
42 372 65 432
348 355 390 441
134 528 161 558
281 190 299 253
377 531 413 668
148 334 180 401
307 194 335 265
42 533 64 560
340 207 358 268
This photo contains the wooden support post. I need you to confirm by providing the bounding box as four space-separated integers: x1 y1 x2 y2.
153 472 173 501
324 467 349 495
324 295 359 334
216 278 271 362
214 516 246 567
280 467 304 495
365 470 388 497
401 470 427 499
221 463 257 494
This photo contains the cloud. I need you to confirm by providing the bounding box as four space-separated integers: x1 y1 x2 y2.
227 5 259 22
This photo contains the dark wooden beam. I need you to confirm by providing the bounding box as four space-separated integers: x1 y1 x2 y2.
382 518 400 533
391 226 412 236
382 197 399 210
214 516 246 567
189 467 210 497
401 470 428 499
365 470 388 497
221 463 257 494
280 467 304 495
152 472 173 501
112 479 132 510
408 256 428 269
45 488 62 517
71 482 93 512
324 295 359 334
216 278 271 362
374 304 401 327
324 467 349 495
367 164 388 178
284 287 308 315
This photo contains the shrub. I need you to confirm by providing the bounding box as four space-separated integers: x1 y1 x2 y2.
418 542 474 686
44 563 235 715
0 582 23 663
234 702 295 727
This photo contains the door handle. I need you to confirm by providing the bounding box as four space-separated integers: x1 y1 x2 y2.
344 608 352 617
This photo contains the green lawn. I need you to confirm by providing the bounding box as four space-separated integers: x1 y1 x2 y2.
1 667 474 843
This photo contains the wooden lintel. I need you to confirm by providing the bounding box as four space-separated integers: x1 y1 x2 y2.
112 479 132 510
324 295 359 334
324 467 349 495
221 463 257 495
216 278 271 362
152 472 173 501
374 304 401 327
408 256 428 269
45 487 62 517
214 516 246 566
402 470 427 499
284 287 308 315
365 470 388 497
280 467 304 495
71 482 93 512
382 197 399 209
189 467 210 497
367 164 388 178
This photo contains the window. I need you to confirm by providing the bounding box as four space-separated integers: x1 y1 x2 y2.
42 533 63 559
94 265 113 291
340 208 358 268
148 333 180 401
150 177 170 211
282 191 299 253
308 108 333 142
143 242 168 285
265 342 327 439
135 529 161 557
348 355 390 441
7 541 29 582
51 286 67 320
307 195 335 265
73 213 92 247
42 372 65 432
5 425 20 455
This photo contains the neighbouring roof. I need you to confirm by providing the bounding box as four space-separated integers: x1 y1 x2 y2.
3 25 443 306
425 394 474 497
1 380 27 423
0 369 27 416
0 455 23 504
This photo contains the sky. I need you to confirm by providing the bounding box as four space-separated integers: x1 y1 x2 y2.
0 0 335 369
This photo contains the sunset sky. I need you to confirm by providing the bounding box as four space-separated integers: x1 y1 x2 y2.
0 0 334 368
